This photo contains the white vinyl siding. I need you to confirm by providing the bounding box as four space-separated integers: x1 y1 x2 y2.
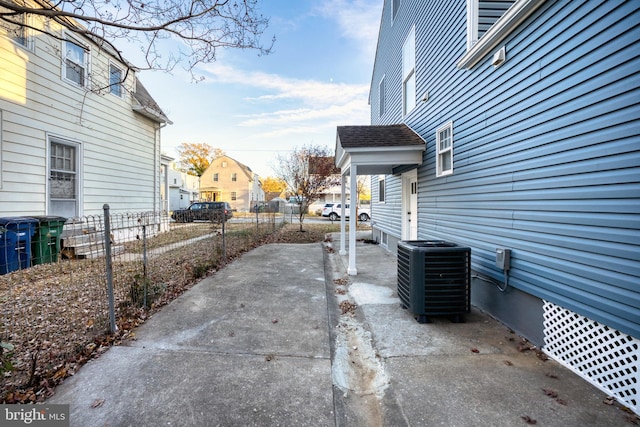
0 10 162 216
436 121 453 177
402 26 416 116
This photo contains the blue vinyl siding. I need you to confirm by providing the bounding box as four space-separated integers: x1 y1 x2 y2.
370 0 640 338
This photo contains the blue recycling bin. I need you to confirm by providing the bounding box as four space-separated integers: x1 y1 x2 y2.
0 217 38 274
0 227 19 274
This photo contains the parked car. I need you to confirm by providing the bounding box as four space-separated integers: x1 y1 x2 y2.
171 202 233 223
321 203 335 217
324 203 370 221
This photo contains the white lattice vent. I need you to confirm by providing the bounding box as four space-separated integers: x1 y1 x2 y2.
543 301 639 414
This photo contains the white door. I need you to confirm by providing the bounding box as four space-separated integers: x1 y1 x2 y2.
402 171 418 240
48 139 79 218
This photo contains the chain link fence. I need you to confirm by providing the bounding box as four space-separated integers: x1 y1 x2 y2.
0 207 285 401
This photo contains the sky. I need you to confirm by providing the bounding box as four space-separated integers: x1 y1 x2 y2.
127 0 383 178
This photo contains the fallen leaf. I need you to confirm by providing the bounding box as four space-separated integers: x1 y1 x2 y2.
470 348 480 353
543 388 558 398
556 398 567 406
521 415 537 425
503 360 513 366
91 399 105 408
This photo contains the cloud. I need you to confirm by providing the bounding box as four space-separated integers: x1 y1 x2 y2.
314 0 382 61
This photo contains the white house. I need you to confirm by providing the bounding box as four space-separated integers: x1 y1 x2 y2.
0 1 170 218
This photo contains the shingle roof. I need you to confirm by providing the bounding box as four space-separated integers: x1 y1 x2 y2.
336 124 424 148
132 78 172 124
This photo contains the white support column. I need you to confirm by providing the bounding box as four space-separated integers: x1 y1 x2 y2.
339 173 347 255
348 164 358 275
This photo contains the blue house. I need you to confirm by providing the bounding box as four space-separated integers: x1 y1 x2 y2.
335 0 639 412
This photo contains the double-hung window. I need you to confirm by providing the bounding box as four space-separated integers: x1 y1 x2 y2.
402 27 416 116
109 63 123 97
0 4 32 49
379 76 386 118
65 38 89 87
213 173 219 182
231 173 237 182
436 122 453 177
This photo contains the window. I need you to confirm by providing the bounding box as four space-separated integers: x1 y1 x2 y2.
378 176 385 203
50 141 77 200
231 173 237 182
231 192 237 201
392 0 401 22
65 38 89 87
436 122 453 177
402 27 416 116
109 63 123 97
0 5 31 48
466 0 515 49
458 0 542 69
379 76 386 117
213 173 219 182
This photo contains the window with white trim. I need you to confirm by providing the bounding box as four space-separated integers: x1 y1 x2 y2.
378 176 385 203
466 0 516 50
379 76 386 117
231 173 237 182
392 0 401 22
436 122 453 177
64 38 89 87
231 191 237 201
0 5 32 49
109 63 123 97
213 173 219 182
402 26 416 116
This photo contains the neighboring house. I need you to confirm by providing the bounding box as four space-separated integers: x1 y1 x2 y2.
160 155 199 213
199 155 264 212
336 0 639 412
0 1 170 218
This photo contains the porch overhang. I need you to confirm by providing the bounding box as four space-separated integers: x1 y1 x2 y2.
334 124 425 275
335 124 425 176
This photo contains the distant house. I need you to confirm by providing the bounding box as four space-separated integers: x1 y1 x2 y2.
160 155 199 213
336 0 639 412
0 1 170 218
199 155 264 212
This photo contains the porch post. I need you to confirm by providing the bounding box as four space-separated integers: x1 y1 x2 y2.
348 163 357 275
339 173 347 255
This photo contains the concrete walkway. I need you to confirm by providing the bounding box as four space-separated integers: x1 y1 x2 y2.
47 233 631 426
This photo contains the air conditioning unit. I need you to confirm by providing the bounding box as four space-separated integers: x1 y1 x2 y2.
397 240 471 323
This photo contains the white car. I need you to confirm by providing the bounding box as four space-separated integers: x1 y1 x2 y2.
324 203 370 221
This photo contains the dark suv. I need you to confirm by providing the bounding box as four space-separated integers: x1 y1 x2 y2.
171 202 233 223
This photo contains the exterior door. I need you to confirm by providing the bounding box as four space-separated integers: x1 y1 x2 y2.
48 138 79 218
402 171 418 240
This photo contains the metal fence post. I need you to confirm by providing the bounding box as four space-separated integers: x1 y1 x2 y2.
103 204 116 334
221 212 226 263
142 223 148 308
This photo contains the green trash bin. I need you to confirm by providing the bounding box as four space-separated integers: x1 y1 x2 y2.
31 216 67 264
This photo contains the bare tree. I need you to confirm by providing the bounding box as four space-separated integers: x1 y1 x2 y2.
274 145 340 231
0 0 273 80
